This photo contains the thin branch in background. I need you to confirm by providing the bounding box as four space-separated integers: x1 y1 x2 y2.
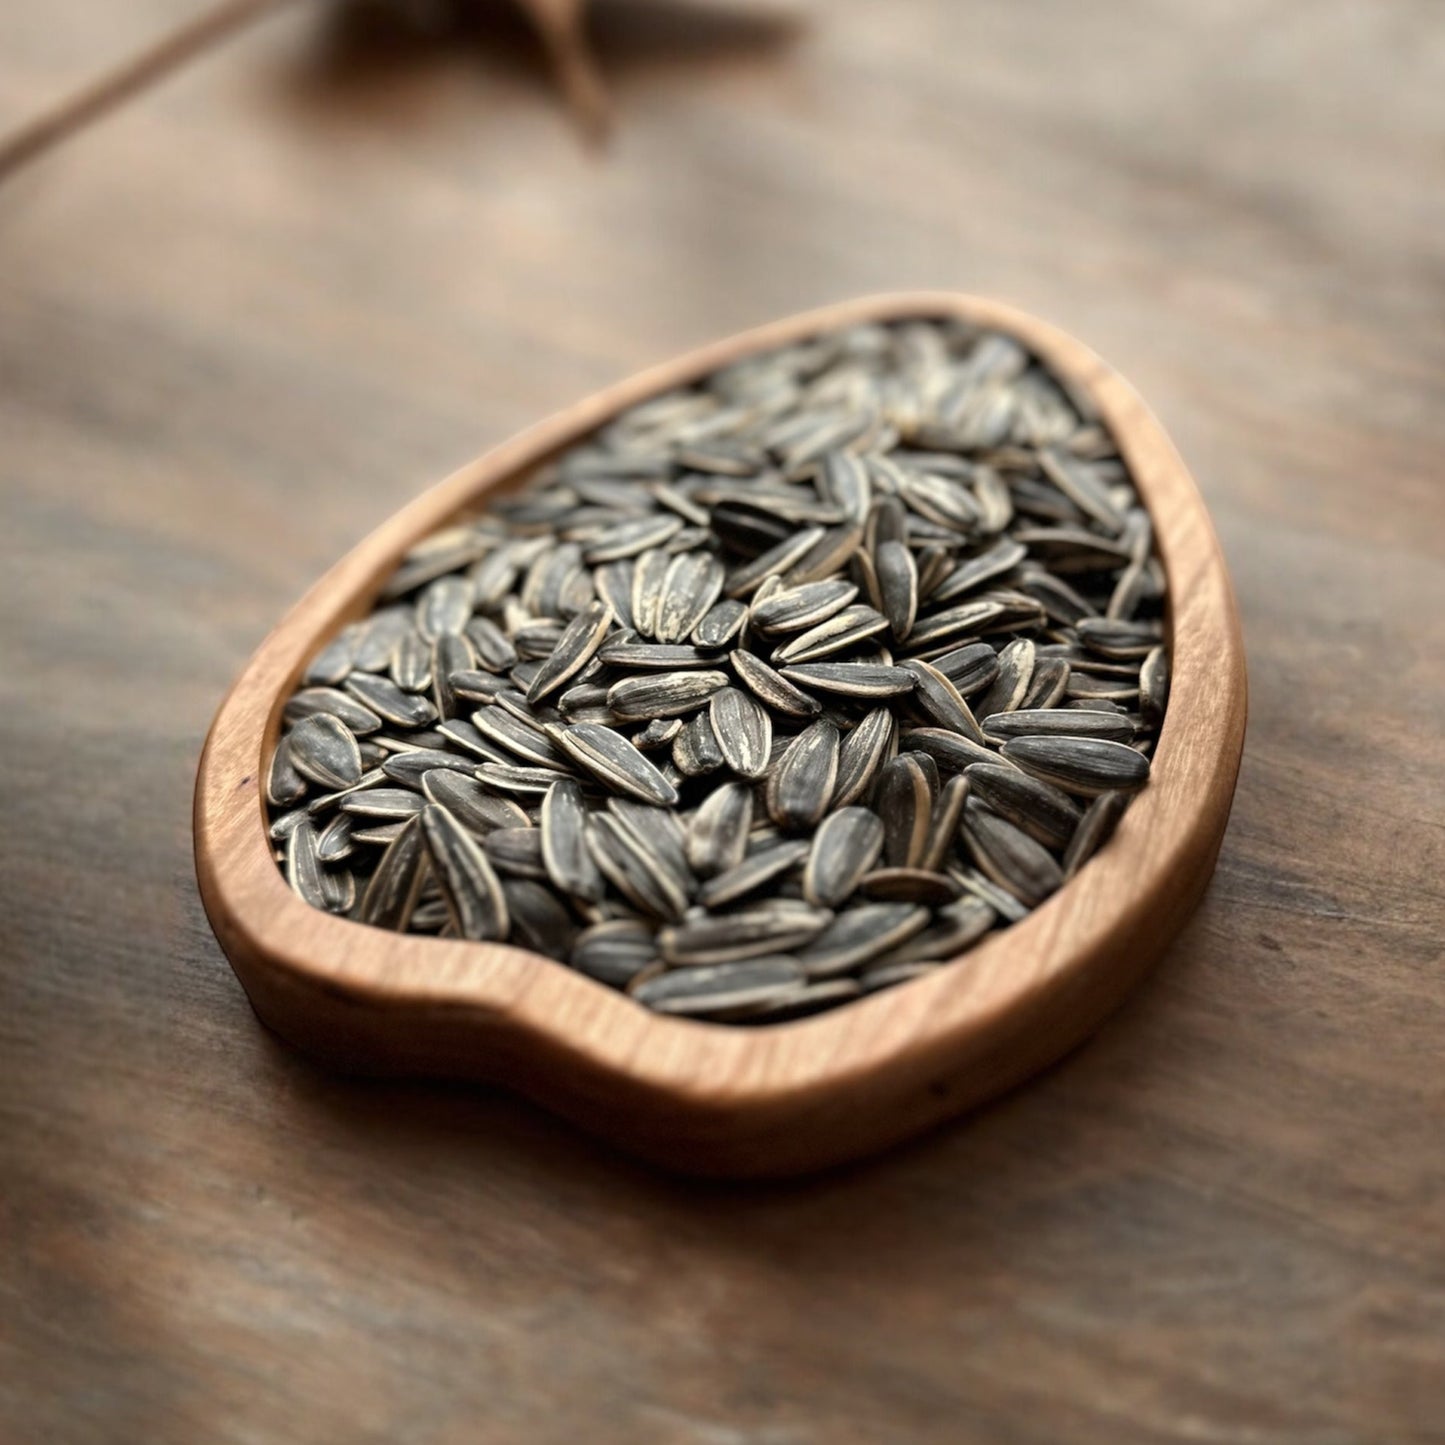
0 0 303 184
521 0 611 142
0 0 614 184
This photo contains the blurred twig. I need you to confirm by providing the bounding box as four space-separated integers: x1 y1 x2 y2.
0 0 617 184
518 0 611 142
0 0 303 183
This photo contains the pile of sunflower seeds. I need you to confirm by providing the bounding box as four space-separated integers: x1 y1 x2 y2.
267 318 1169 1023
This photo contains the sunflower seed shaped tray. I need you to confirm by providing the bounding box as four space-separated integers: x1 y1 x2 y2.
196 295 1245 1174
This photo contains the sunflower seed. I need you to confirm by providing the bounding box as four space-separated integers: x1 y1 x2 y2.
607 670 730 721
428 632 473 721
724 525 827 597
464 614 518 673
318 864 357 915
503 879 577 957
558 683 612 716
697 839 810 908
782 522 864 586
672 710 725 776
284 820 329 910
1000 735 1151 795
751 579 858 634
524 729 638 806
1016 566 1096 626
1063 790 1133 878
964 762 1081 850
476 762 570 795
875 539 918 639
961 800 1063 906
692 599 748 649
1065 671 1140 702
685 781 753 877
390 628 434 693
315 811 358 863
731 649 822 718
795 903 931 977
354 608 412 672
350 821 409 847
484 827 548 880
859 868 961 905
581 816 689 923
880 895 997 963
416 576 474 641
930 642 1000 696
287 714 363 790
630 548 672 636
659 901 832 966
284 687 383 735
633 717 683 750
421 804 510 940
859 961 938 991
607 797 693 883
654 552 725 643
974 639 1035 720
1077 615 1161 660
899 659 986 742
929 538 1028 604
876 754 933 868
344 673 437 730
1020 655 1070 710
525 600 613 704
766 720 840 830
357 815 430 929
709 687 772 779
570 920 657 987
630 956 807 1019
820 449 871 524
339 787 426 820
267 738 307 806
450 670 512 704
421 770 530 832
773 605 890 664
919 773 971 871
1139 645 1170 727
472 707 569 770
739 977 864 1022
1039 449 1127 534
955 867 1030 923
593 561 636 630
303 627 360 686
899 726 998 775
778 662 916 699
584 514 684 563
982 708 1137 743
378 745 473 791
541 779 604 902
831 707 895 807
803 807 885 907
598 639 725 670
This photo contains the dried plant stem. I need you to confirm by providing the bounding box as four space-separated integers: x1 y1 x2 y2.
0 0 303 184
514 0 611 141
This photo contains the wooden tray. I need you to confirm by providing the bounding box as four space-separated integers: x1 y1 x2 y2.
194 292 1247 1177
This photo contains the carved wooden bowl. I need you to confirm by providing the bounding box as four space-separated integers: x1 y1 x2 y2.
194 293 1247 1177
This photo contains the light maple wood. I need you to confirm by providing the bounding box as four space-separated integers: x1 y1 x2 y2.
192 292 1245 1177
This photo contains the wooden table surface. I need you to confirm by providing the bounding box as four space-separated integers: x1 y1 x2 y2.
3 3 1442 1440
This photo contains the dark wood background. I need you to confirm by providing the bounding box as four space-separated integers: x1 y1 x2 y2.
3 3 1442 1440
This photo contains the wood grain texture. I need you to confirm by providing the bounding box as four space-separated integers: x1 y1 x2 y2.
195 291 1246 1177
2 1 1442 1440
